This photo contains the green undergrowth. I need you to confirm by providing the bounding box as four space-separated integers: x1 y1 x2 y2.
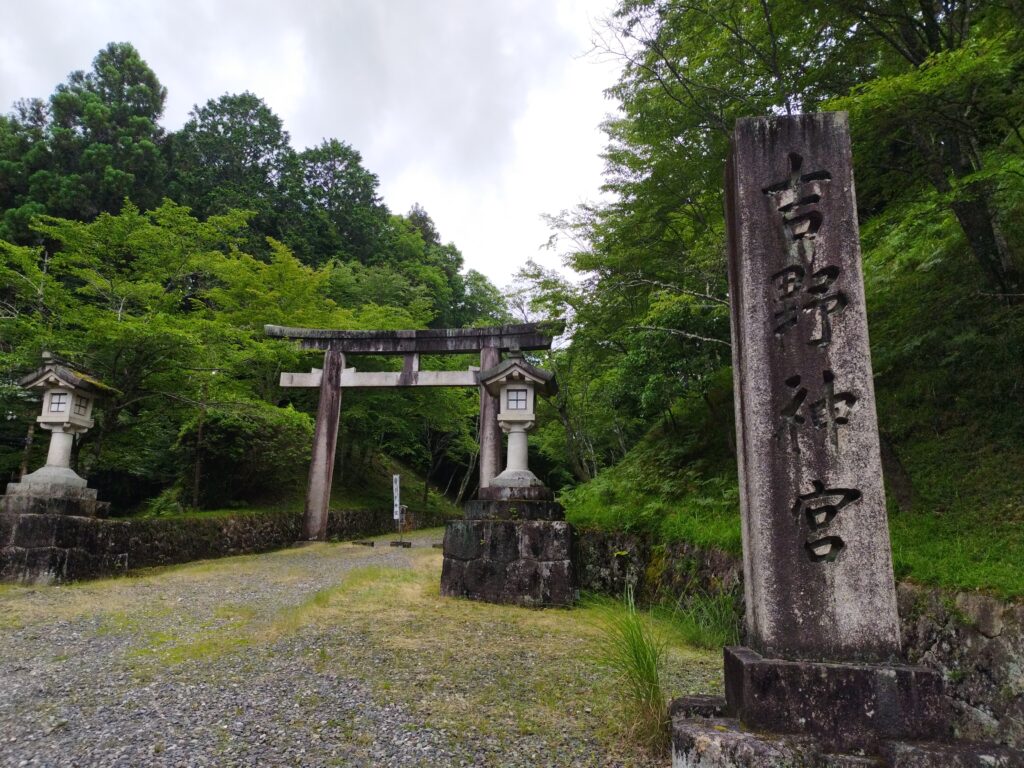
136 455 459 523
562 373 742 556
563 246 1024 599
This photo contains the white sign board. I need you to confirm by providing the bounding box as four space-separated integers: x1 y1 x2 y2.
392 474 401 520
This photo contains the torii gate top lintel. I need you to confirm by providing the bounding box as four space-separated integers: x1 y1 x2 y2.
264 322 560 355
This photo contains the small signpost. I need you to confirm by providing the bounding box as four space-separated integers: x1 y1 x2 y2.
390 474 410 548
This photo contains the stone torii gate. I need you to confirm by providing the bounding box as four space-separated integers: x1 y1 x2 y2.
266 323 557 541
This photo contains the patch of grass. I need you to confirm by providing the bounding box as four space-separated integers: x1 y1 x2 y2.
586 588 669 754
657 590 741 650
890 509 1024 599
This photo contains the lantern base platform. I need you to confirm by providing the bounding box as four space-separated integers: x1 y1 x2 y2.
718 646 948 754
2 480 107 517
490 468 545 488
19 465 88 489
0 512 125 584
440 514 576 607
464 499 564 521
476 485 555 502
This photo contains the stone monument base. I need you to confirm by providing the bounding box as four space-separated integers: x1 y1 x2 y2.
1 482 114 584
670 715 1020 767
723 646 947 753
440 490 576 606
2 481 109 518
669 647 1020 766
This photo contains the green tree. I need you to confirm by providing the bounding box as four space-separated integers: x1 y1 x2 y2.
168 92 293 253
0 43 167 241
279 138 390 265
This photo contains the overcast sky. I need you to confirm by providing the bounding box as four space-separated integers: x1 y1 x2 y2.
0 0 623 289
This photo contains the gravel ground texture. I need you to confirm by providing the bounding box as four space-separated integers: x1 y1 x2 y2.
0 529 721 767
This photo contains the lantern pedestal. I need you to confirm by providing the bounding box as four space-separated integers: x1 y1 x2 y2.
1 482 106 518
440 486 577 607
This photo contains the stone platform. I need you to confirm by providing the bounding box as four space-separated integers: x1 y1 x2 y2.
669 647 1022 767
723 646 947 753
2 481 109 518
671 716 1021 767
440 492 577 607
0 512 128 583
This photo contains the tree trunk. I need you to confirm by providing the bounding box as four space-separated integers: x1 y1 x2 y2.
555 399 592 483
455 450 478 506
915 127 1021 293
18 423 35 480
192 383 207 509
949 193 1019 294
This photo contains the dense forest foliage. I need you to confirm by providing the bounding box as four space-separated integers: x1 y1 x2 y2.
0 42 507 512
520 0 1024 594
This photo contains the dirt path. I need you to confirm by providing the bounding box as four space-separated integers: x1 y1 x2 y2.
0 530 720 767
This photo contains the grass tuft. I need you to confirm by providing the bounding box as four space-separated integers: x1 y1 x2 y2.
588 587 669 754
657 590 741 650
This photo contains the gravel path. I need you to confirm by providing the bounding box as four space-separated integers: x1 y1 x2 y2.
0 533 674 767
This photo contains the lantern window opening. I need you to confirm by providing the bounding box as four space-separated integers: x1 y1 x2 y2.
49 393 68 413
507 389 528 410
73 395 89 416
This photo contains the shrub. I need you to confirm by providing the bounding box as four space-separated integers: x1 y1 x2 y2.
177 402 313 509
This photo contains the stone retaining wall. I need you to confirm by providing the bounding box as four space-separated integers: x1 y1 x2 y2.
0 506 444 585
575 529 1023 749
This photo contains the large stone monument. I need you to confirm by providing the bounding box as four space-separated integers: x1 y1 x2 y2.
441 354 576 607
670 114 1017 765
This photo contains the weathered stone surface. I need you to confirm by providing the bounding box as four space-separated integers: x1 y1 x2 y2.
265 322 559 354
898 582 1024 748
724 646 948 754
671 717 828 768
463 498 564 521
669 695 728 720
18 465 88 489
2 482 104 518
672 716 1021 767
578 528 1024 751
879 740 1022 767
518 521 572 561
440 518 576 607
726 112 900 664
575 531 652 598
475 485 555 502
443 519 484 560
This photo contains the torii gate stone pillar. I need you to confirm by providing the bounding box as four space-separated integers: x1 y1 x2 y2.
478 345 502 490
269 324 557 543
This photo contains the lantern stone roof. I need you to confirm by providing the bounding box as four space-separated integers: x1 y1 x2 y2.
477 354 557 398
17 352 118 396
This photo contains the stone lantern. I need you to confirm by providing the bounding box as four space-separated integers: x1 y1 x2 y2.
477 353 556 489
442 352 575 607
18 352 108 488
1 353 114 519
